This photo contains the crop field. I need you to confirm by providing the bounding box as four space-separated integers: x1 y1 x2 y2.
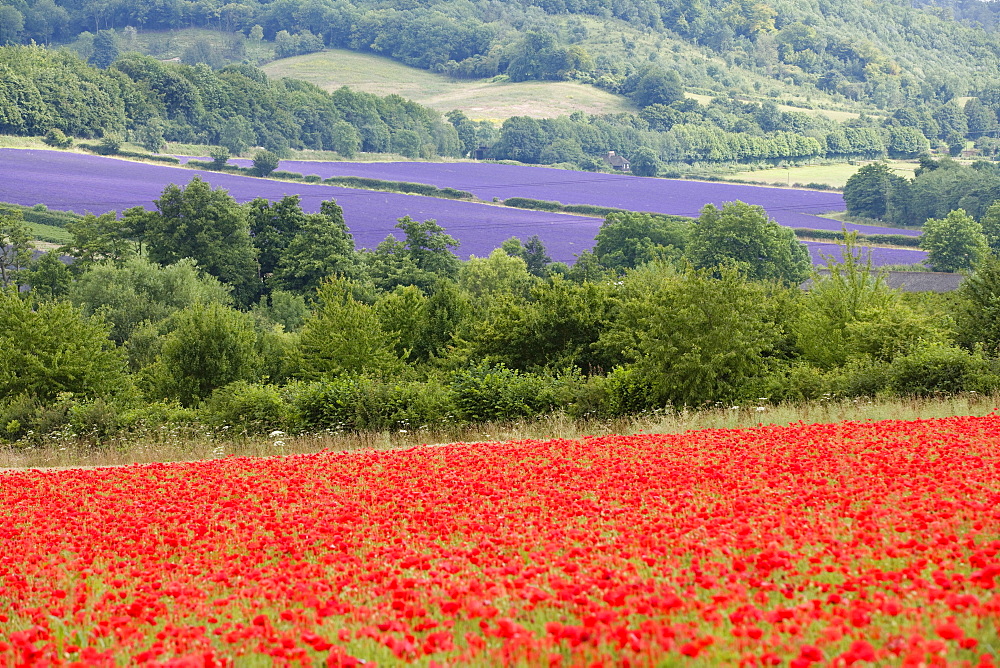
2 415 998 664
1 149 928 266
729 161 918 190
262 50 634 121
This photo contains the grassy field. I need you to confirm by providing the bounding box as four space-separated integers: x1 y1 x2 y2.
3 393 995 470
728 159 918 189
263 49 636 120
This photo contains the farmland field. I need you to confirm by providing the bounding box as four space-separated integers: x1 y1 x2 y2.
262 49 635 121
2 415 997 664
220 157 911 236
1 149 928 266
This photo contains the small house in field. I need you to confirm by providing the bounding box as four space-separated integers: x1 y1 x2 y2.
603 151 630 172
473 146 491 160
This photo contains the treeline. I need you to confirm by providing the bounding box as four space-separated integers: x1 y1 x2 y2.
0 46 461 157
846 156 1000 228
5 0 1000 113
5 176 1000 444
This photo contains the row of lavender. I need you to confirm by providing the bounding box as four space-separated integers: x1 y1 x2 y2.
2 149 926 266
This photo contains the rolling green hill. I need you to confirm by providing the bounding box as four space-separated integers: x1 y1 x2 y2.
263 49 635 121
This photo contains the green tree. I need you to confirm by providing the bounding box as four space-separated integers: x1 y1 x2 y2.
145 177 259 306
686 201 810 285
608 266 787 406
0 209 32 287
398 217 459 274
629 146 662 177
70 257 231 345
89 29 119 68
145 302 261 406
977 200 1000 254
60 211 134 271
0 287 129 402
919 209 989 273
955 255 1000 353
843 162 910 220
298 277 403 379
629 68 684 108
252 149 280 177
272 201 361 294
330 120 361 158
459 249 539 301
24 250 71 301
594 212 691 272
501 235 552 277
794 235 937 369
42 128 72 148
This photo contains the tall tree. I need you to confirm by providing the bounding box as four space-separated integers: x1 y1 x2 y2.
686 201 810 285
0 209 32 287
145 177 259 306
919 209 990 273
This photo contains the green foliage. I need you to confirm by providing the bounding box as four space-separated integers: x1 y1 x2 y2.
0 288 129 402
289 376 454 432
204 381 289 432
60 211 135 271
842 162 909 220
449 363 560 423
42 128 72 148
69 257 232 345
95 133 123 155
252 149 281 177
686 201 810 286
919 209 989 273
794 236 940 369
24 251 71 301
144 302 261 407
594 212 691 272
0 209 32 287
209 146 230 170
298 277 403 379
145 177 259 306
462 276 619 372
887 341 993 397
607 266 789 407
954 255 1000 353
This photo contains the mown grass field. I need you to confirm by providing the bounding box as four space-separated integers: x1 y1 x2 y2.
728 160 918 189
262 49 636 120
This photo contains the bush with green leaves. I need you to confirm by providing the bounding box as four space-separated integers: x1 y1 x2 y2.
42 128 72 148
96 133 123 155
888 341 995 396
288 376 454 432
204 381 290 433
252 149 280 177
0 288 130 403
449 363 560 423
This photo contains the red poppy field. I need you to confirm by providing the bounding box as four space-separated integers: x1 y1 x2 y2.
2 416 999 667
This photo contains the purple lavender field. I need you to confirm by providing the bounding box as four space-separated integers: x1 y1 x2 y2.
227 158 921 238
4 149 926 266
1 149 602 263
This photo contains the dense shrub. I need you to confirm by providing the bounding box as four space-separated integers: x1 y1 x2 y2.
322 176 473 200
888 342 994 396
450 363 561 423
204 381 290 433
288 377 454 432
42 128 72 149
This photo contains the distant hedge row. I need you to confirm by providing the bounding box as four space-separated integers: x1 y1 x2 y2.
321 176 474 200
792 228 922 247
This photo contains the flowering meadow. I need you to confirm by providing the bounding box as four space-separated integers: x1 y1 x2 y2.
2 415 998 666
0 149 927 266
